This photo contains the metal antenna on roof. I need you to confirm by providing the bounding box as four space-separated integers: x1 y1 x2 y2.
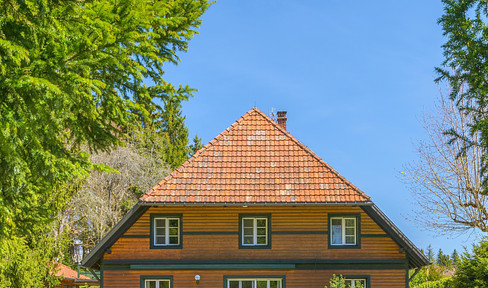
269 108 277 122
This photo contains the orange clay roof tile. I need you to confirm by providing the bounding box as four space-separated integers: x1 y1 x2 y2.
141 108 371 204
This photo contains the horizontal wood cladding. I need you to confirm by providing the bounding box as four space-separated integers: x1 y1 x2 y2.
103 269 406 288
107 206 404 261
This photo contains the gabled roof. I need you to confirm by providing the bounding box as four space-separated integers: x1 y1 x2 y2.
141 108 371 204
82 107 429 270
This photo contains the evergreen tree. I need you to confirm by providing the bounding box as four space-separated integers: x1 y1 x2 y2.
451 239 488 287
437 248 452 267
451 249 460 266
134 93 198 169
158 94 191 168
190 134 205 156
437 0 488 194
437 249 444 265
0 0 210 284
0 0 210 239
426 245 435 264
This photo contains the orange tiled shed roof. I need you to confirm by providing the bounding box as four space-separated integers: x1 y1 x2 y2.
54 263 94 281
141 108 371 204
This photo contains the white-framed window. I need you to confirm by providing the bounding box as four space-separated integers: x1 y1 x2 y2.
241 217 268 246
144 279 170 288
153 217 180 246
345 278 367 287
330 216 357 246
227 278 282 288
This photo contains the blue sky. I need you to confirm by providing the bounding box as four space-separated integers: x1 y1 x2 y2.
161 0 474 254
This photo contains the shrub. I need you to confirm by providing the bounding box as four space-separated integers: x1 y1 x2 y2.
413 277 453 288
324 274 364 288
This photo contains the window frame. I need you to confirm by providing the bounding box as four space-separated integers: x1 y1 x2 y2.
140 275 173 288
223 275 285 288
238 214 271 249
328 213 361 249
149 214 182 249
343 275 370 288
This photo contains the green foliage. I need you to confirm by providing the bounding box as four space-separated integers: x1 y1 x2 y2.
413 277 453 288
410 245 461 288
324 274 364 288
0 0 210 237
450 238 488 288
0 235 61 288
410 266 444 287
437 0 488 193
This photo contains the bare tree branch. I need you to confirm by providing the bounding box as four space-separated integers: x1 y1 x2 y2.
55 143 171 256
403 86 488 233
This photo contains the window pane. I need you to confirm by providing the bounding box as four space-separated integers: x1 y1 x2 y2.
244 227 253 236
345 218 355 227
346 279 367 287
345 227 355 236
270 281 280 288
242 280 253 288
145 280 156 288
169 227 178 236
257 236 266 244
256 219 266 227
169 236 179 244
331 218 342 226
155 236 165 245
155 219 166 228
243 219 254 228
257 280 267 288
244 236 254 244
345 280 352 285
257 228 266 236
345 235 356 244
156 227 165 237
159 280 170 288
169 219 179 227
331 222 342 245
229 281 239 288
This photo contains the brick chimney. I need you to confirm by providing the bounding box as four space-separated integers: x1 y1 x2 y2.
277 111 287 131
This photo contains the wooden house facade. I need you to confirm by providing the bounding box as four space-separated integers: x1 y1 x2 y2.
82 108 428 288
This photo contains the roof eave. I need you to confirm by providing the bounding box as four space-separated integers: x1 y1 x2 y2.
81 204 149 269
361 204 430 269
138 201 374 206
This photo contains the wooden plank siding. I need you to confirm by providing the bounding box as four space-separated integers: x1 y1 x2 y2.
105 206 406 261
103 269 406 288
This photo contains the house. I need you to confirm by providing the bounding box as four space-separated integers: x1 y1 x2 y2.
54 263 99 287
82 108 429 288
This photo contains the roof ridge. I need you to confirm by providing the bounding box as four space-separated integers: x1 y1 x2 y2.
251 108 371 202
